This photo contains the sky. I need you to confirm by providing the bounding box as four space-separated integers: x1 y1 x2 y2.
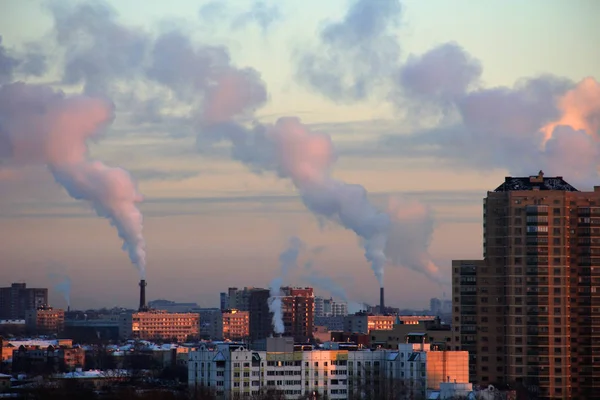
0 0 599 311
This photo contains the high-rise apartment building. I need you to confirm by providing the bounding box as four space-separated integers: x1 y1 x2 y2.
0 283 48 319
452 171 600 400
231 287 314 343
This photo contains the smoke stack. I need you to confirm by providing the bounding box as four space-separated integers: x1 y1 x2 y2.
380 287 385 315
139 280 147 311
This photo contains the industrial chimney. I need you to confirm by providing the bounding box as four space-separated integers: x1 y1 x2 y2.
380 287 385 315
139 280 147 311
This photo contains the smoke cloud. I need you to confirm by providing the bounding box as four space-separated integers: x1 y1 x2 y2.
302 261 349 302
385 42 600 188
7 0 442 288
385 198 446 284
48 272 72 308
202 118 394 286
0 36 47 84
268 237 304 334
297 0 402 101
0 83 147 278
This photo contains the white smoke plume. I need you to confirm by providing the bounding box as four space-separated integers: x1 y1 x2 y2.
268 237 304 334
0 83 147 278
201 117 444 286
48 272 72 308
4 0 443 287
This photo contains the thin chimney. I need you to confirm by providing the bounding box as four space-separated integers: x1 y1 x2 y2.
139 280 147 311
380 287 385 315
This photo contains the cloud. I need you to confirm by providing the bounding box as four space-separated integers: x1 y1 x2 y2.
296 0 402 102
373 42 600 187
0 35 47 84
200 1 282 33
42 0 268 133
128 168 199 182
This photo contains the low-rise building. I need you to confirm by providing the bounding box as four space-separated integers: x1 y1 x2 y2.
0 373 10 392
370 316 451 349
343 313 395 334
12 343 85 373
120 310 200 342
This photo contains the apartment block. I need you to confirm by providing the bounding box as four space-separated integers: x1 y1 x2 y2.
452 172 600 400
25 306 65 334
222 309 249 341
247 287 314 342
188 336 469 400
0 283 48 319
314 297 348 317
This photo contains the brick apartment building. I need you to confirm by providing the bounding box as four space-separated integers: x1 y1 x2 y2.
452 172 600 400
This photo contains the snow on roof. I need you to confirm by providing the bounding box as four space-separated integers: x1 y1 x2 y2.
54 369 130 379
0 373 11 378
7 340 59 348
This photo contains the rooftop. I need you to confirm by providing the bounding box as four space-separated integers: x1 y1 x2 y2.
493 171 579 192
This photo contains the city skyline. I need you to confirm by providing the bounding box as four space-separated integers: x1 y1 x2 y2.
1 0 599 310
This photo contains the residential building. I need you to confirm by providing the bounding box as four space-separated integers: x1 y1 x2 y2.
196 308 223 340
430 298 442 315
120 310 200 342
248 287 314 342
222 309 249 341
0 283 48 319
248 288 272 342
25 306 65 334
452 171 600 400
188 336 469 399
11 342 84 373
315 297 349 318
0 373 10 392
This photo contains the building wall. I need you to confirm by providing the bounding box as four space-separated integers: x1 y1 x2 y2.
344 315 395 334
